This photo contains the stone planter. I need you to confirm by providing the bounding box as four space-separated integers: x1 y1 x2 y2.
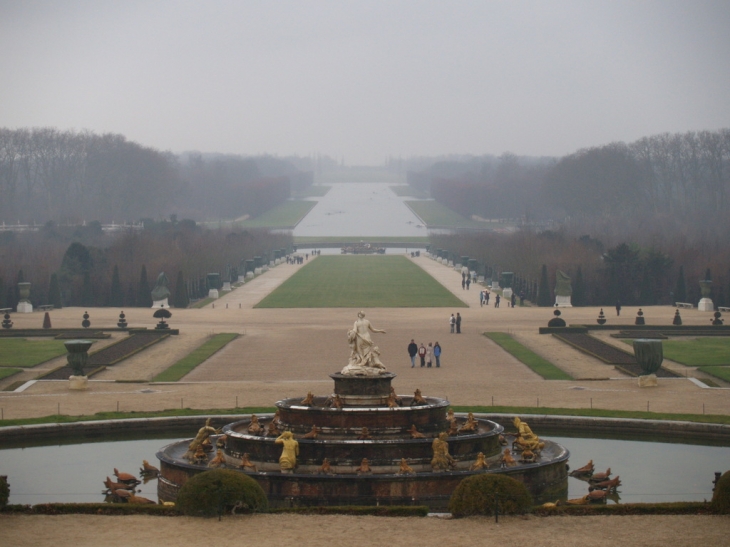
633 339 663 387
64 340 93 390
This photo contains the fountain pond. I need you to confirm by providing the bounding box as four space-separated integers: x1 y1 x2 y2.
1 424 727 506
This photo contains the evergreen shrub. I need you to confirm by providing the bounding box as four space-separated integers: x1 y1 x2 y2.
448 474 532 517
0 475 9 507
176 469 268 517
711 470 730 514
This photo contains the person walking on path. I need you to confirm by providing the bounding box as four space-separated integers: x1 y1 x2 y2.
433 342 442 367
407 339 418 368
615 300 622 316
456 313 462 334
449 314 455 333
426 343 433 368
485 291 490 306
466 277 471 290
511 292 516 308
418 343 427 367
479 290 485 307
494 294 500 308
461 276 465 290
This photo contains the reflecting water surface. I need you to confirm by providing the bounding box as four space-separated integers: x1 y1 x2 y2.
293 183 427 237
2 434 727 505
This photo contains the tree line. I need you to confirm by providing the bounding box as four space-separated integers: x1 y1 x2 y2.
0 128 313 223
0 219 292 309
413 129 730 242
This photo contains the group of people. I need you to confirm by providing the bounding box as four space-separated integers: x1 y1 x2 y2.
407 339 442 368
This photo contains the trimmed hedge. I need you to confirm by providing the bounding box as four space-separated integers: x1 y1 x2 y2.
711 470 730 514
1 503 179 515
0 476 8 508
269 505 429 517
176 469 268 517
449 474 532 517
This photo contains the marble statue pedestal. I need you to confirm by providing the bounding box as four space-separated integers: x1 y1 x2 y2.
222 282 232 291
554 295 573 307
698 298 714 312
208 289 219 299
502 288 513 300
16 302 33 313
152 298 169 309
638 374 658 388
69 375 89 390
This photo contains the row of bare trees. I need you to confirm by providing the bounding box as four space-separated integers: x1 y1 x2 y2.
0 128 313 223
0 220 292 308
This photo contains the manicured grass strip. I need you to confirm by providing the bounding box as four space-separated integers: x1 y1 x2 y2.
452 405 730 425
239 200 316 228
292 185 331 198
2 405 728 428
0 368 21 380
0 339 67 367
662 338 730 366
389 185 428 198
484 332 573 380
152 333 239 382
256 255 466 308
405 200 483 228
697 366 730 382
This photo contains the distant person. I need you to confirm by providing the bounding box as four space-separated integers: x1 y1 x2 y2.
418 343 427 367
466 277 471 290
449 314 455 333
511 292 516 308
461 277 465 290
426 343 433 368
494 294 500 308
456 313 462 334
485 291 490 306
407 339 418 368
615 300 622 316
519 292 525 306
479 290 485 307
433 342 442 368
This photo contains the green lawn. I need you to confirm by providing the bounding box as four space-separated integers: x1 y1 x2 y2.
405 201 484 228
238 200 316 228
0 339 67 367
153 333 239 382
662 338 730 366
0 367 22 380
255 255 467 308
292 185 331 198
390 185 428 198
484 332 573 380
697 366 730 382
621 338 730 367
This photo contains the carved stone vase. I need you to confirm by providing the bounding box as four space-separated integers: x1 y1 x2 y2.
65 339 93 390
632 339 663 387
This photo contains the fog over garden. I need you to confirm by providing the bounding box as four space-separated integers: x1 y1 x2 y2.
1 1 729 311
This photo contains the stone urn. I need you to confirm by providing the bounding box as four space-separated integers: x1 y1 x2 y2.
65 339 93 390
632 339 663 387
17 282 32 313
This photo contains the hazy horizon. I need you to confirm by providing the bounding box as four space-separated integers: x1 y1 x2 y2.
1 0 729 165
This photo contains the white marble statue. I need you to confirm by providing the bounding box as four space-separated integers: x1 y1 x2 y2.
341 311 387 376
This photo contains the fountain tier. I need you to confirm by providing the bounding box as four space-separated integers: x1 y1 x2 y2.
157 372 569 509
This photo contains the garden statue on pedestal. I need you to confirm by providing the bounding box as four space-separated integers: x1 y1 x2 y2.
151 272 171 308
17 282 32 313
633 339 663 387
341 312 387 376
698 269 714 312
65 339 93 390
554 270 572 307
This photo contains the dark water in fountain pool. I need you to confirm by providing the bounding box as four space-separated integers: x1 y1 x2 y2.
1 434 727 505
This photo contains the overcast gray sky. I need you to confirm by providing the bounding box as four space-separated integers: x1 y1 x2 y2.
1 0 729 165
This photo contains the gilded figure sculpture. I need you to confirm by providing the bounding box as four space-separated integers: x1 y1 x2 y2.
470 452 489 471
317 458 333 475
301 392 315 406
184 418 219 460
275 431 299 471
458 412 478 433
357 458 372 474
409 424 426 439
303 425 321 439
398 458 415 475
265 420 280 437
499 448 516 467
431 432 456 471
248 414 263 435
410 388 427 406
357 427 372 440
240 453 257 472
512 417 545 452
208 448 226 468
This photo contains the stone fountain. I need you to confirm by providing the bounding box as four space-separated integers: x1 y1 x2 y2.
157 313 569 509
